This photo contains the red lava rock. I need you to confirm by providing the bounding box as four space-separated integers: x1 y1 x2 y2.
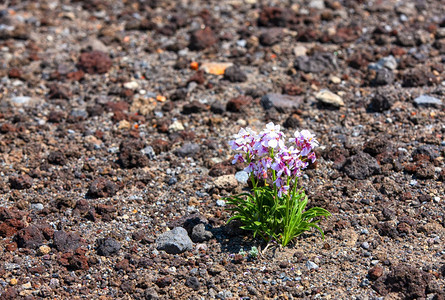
77 50 112 74
66 70 85 81
47 111 65 123
15 225 44 249
95 203 116 221
187 70 206 85
151 139 170 154
115 258 130 271
372 264 432 299
8 67 21 79
87 178 118 198
368 266 384 280
47 151 67 166
258 6 297 27
0 123 16 133
48 83 72 100
188 27 217 50
182 100 208 114
118 139 149 168
9 174 33 190
0 207 25 237
223 65 247 83
331 25 361 43
155 276 173 288
59 247 89 270
282 83 303 96
226 95 252 112
377 222 398 238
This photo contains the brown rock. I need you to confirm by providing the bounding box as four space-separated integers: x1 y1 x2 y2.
226 96 252 112
368 266 384 280
15 225 44 249
9 175 33 190
77 51 112 74
189 28 217 50
87 178 119 198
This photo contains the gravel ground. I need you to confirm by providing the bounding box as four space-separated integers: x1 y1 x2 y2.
0 0 444 299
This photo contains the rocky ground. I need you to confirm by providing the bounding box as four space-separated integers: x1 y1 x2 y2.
0 0 444 299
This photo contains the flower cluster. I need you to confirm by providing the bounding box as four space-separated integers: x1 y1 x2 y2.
229 122 318 197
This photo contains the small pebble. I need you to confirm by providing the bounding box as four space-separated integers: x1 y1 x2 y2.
306 260 319 270
9 278 17 286
38 245 51 255
216 200 226 207
361 242 370 249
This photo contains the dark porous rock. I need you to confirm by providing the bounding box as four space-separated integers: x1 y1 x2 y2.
402 69 429 87
191 223 213 243
96 237 121 256
9 174 33 190
168 212 208 234
283 113 302 129
259 28 283 46
174 142 200 158
77 50 112 74
0 287 18 300
258 6 297 27
260 93 304 113
371 68 394 86
324 146 349 170
15 225 44 249
294 53 337 73
226 95 252 112
342 152 381 180
185 276 201 291
48 83 72 100
118 139 149 168
47 151 67 166
210 101 226 114
53 230 82 253
182 100 208 114
155 276 173 288
367 92 395 112
87 178 118 198
376 221 398 238
156 227 193 254
372 264 432 299
189 27 217 50
363 137 390 156
223 65 247 82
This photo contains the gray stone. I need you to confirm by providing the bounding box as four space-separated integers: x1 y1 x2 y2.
294 53 337 73
306 260 319 270
260 93 304 113
414 95 442 107
191 223 213 243
156 227 193 254
235 171 249 184
96 237 121 256
31 203 44 210
175 143 200 158
342 152 381 180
